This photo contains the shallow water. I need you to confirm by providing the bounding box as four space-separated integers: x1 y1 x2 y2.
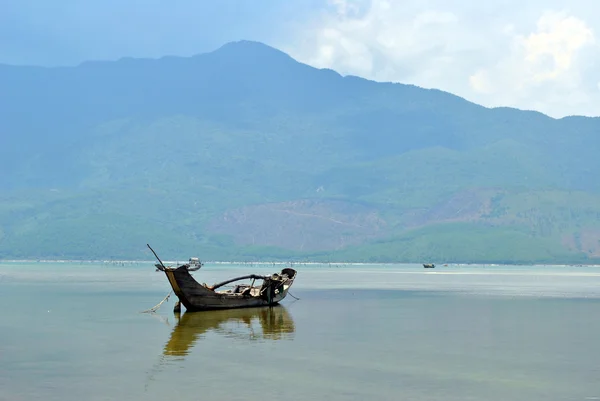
1 262 600 400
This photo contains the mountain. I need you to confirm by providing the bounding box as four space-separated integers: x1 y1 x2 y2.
1 40 600 263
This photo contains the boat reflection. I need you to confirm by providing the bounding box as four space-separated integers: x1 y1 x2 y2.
163 306 295 357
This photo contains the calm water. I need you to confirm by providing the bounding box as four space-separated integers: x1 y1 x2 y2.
1 262 600 401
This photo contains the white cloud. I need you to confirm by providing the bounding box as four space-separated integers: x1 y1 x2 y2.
286 0 600 118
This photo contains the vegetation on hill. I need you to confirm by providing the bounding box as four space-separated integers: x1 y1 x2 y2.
1 40 599 263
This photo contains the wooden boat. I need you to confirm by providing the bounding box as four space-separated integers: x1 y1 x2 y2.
423 263 435 268
148 245 297 312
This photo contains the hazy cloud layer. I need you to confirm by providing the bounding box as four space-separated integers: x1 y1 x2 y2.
286 0 600 118
0 0 320 65
3 0 600 117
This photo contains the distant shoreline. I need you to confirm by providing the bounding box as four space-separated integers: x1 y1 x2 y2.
0 259 599 268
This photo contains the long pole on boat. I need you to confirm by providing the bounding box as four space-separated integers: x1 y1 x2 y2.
142 244 175 313
147 244 167 270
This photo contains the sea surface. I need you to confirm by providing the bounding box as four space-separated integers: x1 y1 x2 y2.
1 262 600 401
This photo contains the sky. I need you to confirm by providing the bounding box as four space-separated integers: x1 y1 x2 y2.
3 0 599 118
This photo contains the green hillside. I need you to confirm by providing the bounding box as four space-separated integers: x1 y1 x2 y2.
1 40 599 263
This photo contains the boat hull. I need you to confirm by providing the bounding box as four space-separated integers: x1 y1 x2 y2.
163 266 297 312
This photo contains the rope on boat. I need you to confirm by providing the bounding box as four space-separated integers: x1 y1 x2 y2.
288 291 300 301
141 290 173 313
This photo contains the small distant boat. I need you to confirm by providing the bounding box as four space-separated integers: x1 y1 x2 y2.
156 257 203 272
423 263 435 268
148 245 297 312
